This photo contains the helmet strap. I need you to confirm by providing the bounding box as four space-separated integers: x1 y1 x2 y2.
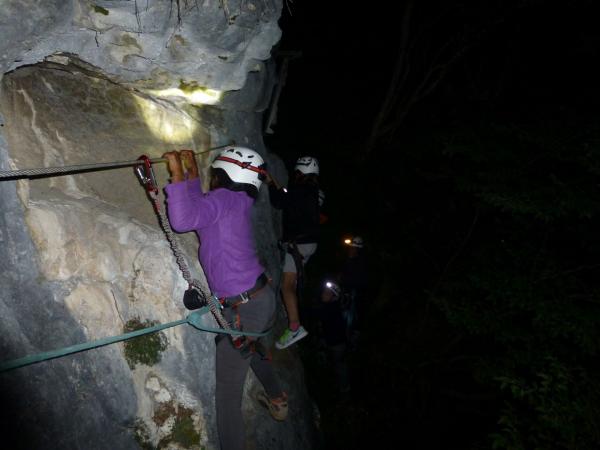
215 156 265 176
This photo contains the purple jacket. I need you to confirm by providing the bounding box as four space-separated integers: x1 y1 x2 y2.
164 177 264 298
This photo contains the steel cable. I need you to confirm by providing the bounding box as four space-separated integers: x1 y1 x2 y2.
0 142 234 180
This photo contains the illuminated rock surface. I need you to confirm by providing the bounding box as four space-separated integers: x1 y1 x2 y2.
0 0 282 92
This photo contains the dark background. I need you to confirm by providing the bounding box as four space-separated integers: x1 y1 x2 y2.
265 1 600 449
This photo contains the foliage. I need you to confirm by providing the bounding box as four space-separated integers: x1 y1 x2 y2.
409 114 600 449
157 405 201 449
302 108 600 450
491 357 600 449
133 418 154 450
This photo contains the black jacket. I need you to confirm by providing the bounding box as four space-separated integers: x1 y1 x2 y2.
316 300 347 346
340 252 369 293
269 182 320 244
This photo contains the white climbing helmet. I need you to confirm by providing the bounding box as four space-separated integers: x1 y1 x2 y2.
324 280 341 298
294 156 319 175
211 146 266 190
344 236 364 248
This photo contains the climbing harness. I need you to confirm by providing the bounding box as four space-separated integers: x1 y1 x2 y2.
214 272 270 355
218 273 268 309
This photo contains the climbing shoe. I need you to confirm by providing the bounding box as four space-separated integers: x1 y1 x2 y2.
275 326 308 350
257 391 288 421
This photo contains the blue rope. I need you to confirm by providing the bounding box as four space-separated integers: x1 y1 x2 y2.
0 307 270 373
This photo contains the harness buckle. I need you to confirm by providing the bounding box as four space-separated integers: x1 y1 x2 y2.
134 155 158 195
239 292 250 304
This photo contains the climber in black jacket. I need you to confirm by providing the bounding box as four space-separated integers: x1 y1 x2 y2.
267 156 322 350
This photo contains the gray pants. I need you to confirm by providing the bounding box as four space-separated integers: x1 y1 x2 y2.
216 283 283 450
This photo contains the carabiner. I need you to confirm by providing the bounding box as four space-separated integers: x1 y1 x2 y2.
134 155 158 195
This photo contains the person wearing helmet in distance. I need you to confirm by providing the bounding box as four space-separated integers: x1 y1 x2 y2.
340 235 369 345
266 156 322 350
316 279 351 394
162 148 287 450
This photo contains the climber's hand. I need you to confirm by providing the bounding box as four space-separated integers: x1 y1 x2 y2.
163 151 184 183
180 150 199 180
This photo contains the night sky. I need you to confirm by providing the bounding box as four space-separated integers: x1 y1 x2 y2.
265 1 600 449
269 0 600 152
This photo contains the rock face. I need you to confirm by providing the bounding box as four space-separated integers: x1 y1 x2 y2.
0 0 282 92
0 2 315 449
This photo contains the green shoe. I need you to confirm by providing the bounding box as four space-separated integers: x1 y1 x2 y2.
275 326 308 349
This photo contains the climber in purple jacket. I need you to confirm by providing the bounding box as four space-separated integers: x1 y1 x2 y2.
163 147 287 450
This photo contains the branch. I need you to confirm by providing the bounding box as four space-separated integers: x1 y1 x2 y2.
365 4 520 155
365 0 414 155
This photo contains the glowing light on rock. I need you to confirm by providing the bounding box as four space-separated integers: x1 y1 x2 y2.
133 95 197 143
148 87 222 106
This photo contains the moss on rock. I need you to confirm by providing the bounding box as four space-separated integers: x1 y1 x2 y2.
133 418 154 450
123 318 168 369
93 5 109 15
157 405 202 449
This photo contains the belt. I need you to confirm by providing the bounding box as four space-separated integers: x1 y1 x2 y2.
220 273 268 308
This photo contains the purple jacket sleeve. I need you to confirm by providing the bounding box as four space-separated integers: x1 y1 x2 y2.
186 175 205 200
164 178 220 232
